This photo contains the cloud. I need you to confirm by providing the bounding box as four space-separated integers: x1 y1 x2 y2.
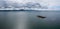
0 0 60 10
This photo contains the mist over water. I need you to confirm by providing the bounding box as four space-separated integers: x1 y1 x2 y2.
0 11 60 29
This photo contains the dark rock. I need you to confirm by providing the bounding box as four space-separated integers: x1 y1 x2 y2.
37 15 46 18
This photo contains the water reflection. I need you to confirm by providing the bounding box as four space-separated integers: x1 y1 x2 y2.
0 11 60 29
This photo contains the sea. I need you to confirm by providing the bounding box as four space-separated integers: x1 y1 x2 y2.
0 10 60 29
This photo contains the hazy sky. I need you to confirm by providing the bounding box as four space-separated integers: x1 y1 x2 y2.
5 0 60 10
0 0 60 10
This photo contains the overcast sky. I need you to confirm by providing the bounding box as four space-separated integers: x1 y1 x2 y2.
5 0 60 10
0 0 60 10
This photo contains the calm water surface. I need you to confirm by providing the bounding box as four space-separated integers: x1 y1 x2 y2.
0 11 60 29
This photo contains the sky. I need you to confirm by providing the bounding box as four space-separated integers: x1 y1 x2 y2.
0 0 60 10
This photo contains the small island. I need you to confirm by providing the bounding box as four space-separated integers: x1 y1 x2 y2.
37 15 46 18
